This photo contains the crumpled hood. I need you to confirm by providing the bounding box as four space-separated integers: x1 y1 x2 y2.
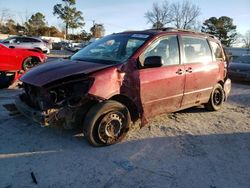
20 59 113 87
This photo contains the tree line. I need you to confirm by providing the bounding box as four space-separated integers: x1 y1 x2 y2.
0 0 249 47
0 0 104 40
145 0 249 47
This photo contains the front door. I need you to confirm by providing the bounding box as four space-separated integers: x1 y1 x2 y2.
138 35 185 118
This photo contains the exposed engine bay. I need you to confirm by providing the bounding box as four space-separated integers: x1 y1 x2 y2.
17 76 98 129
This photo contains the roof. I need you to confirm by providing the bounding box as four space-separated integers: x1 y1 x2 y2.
121 27 218 40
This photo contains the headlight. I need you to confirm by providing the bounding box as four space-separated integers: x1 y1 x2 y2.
48 78 94 106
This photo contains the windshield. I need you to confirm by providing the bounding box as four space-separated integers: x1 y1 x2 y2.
234 56 250 64
71 33 150 64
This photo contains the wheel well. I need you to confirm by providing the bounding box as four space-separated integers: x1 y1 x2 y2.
22 56 41 70
30 56 41 62
34 47 42 51
218 80 224 87
110 95 139 122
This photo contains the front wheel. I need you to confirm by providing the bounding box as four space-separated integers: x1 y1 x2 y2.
22 57 40 71
83 100 131 147
205 84 225 111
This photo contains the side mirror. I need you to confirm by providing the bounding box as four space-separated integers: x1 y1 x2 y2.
143 56 163 68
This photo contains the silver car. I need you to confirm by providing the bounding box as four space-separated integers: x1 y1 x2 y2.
229 54 250 82
1 36 50 53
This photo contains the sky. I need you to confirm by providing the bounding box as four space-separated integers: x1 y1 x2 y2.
0 0 250 35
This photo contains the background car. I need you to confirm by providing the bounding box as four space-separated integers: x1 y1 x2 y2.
228 54 250 82
1 36 51 53
0 43 46 88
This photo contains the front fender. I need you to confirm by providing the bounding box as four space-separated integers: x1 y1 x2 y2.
88 67 123 99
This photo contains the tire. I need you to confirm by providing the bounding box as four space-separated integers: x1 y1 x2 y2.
205 84 225 111
22 57 40 71
83 100 131 147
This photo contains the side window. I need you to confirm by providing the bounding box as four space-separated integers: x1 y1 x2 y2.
3 40 10 44
182 36 213 64
209 41 225 61
22 38 33 42
140 35 180 66
28 38 40 43
5 38 18 44
15 38 23 43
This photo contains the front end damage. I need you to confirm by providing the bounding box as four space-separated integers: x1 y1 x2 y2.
15 76 99 129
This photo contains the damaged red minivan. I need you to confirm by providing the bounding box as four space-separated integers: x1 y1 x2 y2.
15 28 231 146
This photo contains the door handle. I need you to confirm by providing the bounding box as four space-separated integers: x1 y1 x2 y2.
186 67 193 73
176 69 184 75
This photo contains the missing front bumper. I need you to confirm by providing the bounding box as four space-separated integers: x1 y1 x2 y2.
15 96 56 126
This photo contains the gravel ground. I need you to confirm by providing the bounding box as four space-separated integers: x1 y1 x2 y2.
0 82 249 188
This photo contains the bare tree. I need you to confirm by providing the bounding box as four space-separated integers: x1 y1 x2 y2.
243 30 250 48
170 0 200 29
145 0 201 29
0 8 11 25
18 10 31 26
145 1 171 29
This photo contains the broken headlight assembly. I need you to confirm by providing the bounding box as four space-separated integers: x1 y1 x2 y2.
47 77 95 108
22 77 95 111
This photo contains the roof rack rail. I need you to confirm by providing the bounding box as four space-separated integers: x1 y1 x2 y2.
146 27 218 39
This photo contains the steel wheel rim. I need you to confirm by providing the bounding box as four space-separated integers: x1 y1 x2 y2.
98 111 125 144
213 89 222 106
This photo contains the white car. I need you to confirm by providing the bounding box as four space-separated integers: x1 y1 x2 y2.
1 36 50 53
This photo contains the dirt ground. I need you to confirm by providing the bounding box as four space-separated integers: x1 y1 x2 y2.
0 82 249 188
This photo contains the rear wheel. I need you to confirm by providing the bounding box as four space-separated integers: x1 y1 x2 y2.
83 100 131 147
205 84 225 111
22 57 40 71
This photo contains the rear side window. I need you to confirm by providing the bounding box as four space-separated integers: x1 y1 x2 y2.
182 36 212 64
209 41 224 61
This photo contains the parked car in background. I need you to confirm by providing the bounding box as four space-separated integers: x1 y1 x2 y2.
229 54 250 82
52 41 68 50
0 44 46 88
1 36 51 53
15 28 231 146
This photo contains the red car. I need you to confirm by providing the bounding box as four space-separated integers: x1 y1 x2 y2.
0 43 46 88
15 28 231 146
